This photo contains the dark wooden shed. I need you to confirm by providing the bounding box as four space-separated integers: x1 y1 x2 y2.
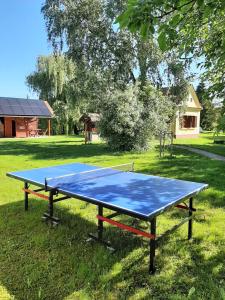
79 113 100 132
79 113 100 144
0 97 54 138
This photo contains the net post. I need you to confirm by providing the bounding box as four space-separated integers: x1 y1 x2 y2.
44 178 48 192
131 162 134 172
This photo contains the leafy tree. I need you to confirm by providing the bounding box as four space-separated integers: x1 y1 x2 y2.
26 54 78 135
214 115 225 136
117 0 225 99
99 83 173 151
196 82 217 131
41 0 189 150
42 0 136 89
42 0 188 91
221 99 225 117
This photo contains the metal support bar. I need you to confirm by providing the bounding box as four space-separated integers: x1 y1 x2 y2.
149 218 156 274
98 206 103 240
53 196 71 203
156 216 193 245
42 212 60 224
33 188 45 192
42 190 60 225
24 182 28 211
49 190 54 218
105 212 121 219
87 233 114 250
176 203 196 212
188 198 193 240
97 215 156 240
22 188 49 201
87 205 115 251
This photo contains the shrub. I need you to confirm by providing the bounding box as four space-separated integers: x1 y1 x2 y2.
99 84 173 151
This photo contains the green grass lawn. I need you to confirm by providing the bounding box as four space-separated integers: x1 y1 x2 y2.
174 132 225 157
0 136 224 300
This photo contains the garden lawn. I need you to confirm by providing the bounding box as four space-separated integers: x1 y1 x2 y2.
0 136 224 300
174 132 225 157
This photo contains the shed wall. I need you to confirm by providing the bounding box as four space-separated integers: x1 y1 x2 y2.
3 117 38 138
175 110 201 138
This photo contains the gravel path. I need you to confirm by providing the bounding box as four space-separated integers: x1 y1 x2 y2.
174 145 225 162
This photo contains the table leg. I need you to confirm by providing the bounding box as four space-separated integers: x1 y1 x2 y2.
42 190 59 225
48 190 54 219
98 205 103 240
149 217 156 274
188 197 193 240
24 182 28 211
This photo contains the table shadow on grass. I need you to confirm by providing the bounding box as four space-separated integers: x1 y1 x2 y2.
0 199 149 300
0 199 224 299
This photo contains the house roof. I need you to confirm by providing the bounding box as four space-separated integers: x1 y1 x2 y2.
0 97 54 118
188 85 202 110
162 85 202 110
79 113 100 123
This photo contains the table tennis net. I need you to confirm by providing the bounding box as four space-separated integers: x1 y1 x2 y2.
45 162 134 189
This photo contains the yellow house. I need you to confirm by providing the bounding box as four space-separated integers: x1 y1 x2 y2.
174 85 202 138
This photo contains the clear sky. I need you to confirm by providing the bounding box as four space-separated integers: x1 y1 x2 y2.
0 1 201 100
0 1 51 99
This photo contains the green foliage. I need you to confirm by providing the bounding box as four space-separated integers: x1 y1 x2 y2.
99 86 145 151
215 115 225 134
42 0 189 91
196 82 217 131
41 0 189 151
99 84 173 151
117 0 225 99
42 0 136 88
27 54 76 99
26 54 79 135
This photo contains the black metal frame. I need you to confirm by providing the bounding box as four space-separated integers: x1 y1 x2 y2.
22 179 196 274
150 218 156 274
24 182 29 211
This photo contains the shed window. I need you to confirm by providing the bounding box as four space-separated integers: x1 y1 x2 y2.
180 116 197 128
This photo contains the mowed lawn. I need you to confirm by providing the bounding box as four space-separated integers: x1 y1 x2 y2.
0 136 224 300
174 132 225 157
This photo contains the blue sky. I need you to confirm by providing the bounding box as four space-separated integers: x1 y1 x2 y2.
0 1 51 98
0 1 201 99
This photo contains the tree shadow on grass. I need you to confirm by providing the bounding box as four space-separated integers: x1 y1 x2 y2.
0 140 112 161
0 197 224 299
0 199 146 300
107 237 225 300
140 148 225 208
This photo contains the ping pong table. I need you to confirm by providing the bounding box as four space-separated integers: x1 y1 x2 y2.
7 162 207 273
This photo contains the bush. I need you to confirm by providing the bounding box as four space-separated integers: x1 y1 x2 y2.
99 84 173 151
215 115 225 135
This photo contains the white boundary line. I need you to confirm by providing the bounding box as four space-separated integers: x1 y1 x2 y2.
46 162 134 182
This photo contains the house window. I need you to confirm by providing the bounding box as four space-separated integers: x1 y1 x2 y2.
180 116 197 129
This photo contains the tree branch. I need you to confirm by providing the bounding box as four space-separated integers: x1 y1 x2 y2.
130 70 136 84
157 0 197 19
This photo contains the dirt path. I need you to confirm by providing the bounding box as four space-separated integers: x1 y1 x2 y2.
174 145 225 162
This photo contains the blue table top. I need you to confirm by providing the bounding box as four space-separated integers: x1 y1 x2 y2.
7 162 208 219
